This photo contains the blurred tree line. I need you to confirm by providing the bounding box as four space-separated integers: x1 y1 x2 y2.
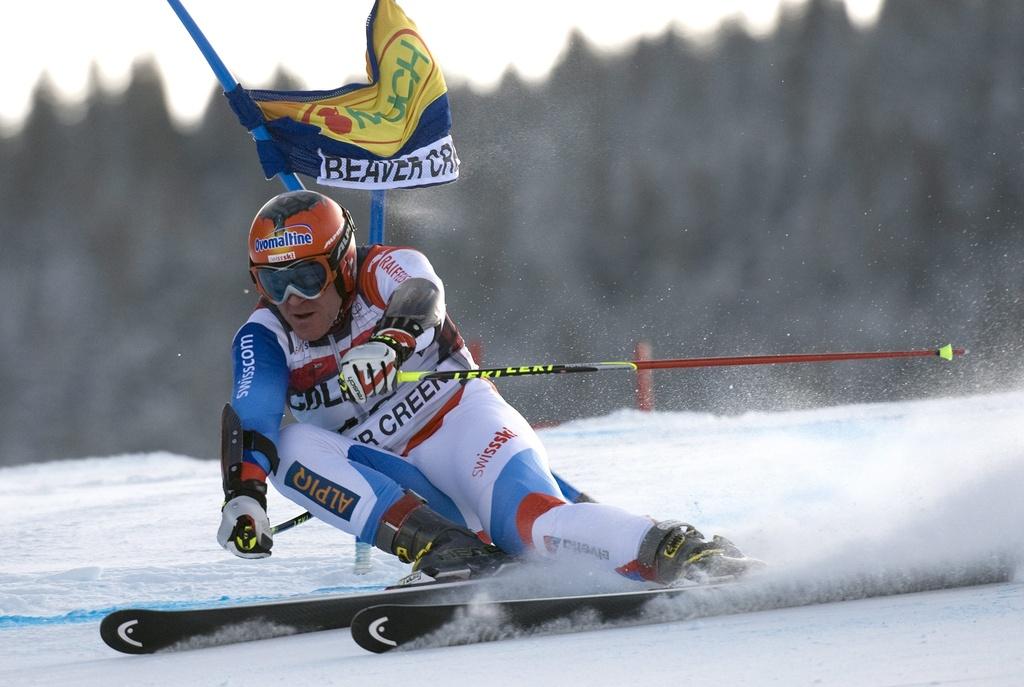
1 0 1021 466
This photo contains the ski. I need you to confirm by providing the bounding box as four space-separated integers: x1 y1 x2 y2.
99 577 490 654
350 582 737 652
350 561 1017 653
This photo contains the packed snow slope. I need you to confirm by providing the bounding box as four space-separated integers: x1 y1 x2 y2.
2 390 1022 686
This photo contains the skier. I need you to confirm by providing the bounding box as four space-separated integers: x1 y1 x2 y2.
218 189 751 584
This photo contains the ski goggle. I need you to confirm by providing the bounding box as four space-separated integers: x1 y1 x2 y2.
250 256 336 304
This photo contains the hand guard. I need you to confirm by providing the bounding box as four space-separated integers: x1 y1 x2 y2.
338 329 415 403
217 494 273 559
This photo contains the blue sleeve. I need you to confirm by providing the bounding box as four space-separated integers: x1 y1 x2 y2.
231 322 289 475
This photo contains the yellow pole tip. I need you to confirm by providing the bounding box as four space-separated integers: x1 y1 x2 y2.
938 344 954 361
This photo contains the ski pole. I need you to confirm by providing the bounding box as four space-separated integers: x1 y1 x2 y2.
396 344 965 384
269 511 372 573
274 344 958 536
270 511 313 535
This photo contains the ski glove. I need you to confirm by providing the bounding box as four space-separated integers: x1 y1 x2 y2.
217 495 273 559
338 329 415 403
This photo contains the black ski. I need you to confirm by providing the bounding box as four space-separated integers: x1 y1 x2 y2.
350 560 1017 653
99 577 489 654
350 582 736 652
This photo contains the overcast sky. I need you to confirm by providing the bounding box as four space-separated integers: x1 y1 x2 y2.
0 0 883 132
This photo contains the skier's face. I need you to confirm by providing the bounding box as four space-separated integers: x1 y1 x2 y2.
278 284 342 340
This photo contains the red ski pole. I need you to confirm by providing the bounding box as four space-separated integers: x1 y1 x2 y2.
397 345 965 384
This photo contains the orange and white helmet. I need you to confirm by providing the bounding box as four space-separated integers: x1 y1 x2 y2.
247 190 358 313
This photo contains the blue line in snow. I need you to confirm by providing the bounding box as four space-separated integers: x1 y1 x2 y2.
0 584 384 629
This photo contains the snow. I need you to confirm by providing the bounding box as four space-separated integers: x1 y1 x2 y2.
2 390 1023 686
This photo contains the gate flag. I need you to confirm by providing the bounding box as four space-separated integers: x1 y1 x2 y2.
225 0 459 190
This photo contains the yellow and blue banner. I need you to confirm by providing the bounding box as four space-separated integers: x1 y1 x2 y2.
226 0 459 190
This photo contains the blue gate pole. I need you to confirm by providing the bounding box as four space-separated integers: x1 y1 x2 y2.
165 0 303 192
369 190 387 244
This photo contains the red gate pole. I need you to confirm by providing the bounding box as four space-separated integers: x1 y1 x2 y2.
635 341 654 411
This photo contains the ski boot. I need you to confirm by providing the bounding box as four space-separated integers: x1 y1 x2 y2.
637 520 763 585
374 492 512 581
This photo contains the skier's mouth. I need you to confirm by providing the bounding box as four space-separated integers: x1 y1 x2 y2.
285 305 317 319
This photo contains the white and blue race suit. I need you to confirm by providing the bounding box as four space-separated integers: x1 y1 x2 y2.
231 245 655 574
